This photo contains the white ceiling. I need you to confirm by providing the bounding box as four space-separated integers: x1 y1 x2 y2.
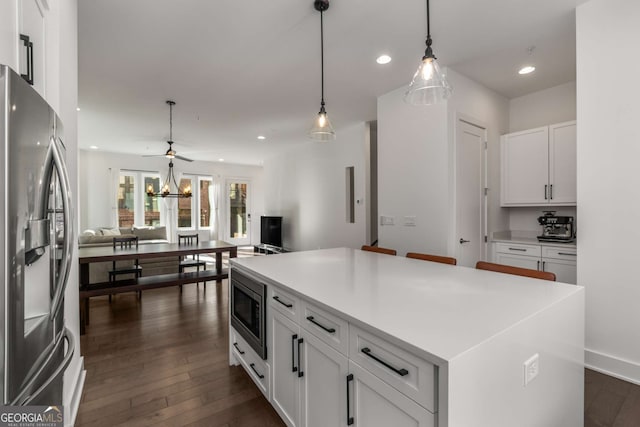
78 0 586 166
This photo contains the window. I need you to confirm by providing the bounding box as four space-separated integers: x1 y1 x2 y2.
178 177 193 228
199 178 212 228
117 170 163 227
177 175 214 231
117 174 135 227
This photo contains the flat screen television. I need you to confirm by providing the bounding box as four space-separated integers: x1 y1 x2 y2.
260 216 283 248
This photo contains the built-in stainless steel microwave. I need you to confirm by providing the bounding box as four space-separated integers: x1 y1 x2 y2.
230 269 267 359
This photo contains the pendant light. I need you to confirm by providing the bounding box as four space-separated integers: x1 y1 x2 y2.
146 101 192 199
404 0 452 105
308 0 336 141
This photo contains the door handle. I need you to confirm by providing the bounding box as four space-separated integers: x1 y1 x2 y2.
50 138 74 321
459 238 470 244
346 374 354 425
20 34 34 85
291 334 298 373
360 347 409 376
297 338 304 378
11 327 74 405
544 184 548 200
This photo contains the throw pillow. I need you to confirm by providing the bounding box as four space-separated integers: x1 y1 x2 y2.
101 228 121 236
81 229 96 236
133 226 166 240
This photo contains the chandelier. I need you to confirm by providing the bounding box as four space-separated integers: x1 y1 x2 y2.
146 159 192 198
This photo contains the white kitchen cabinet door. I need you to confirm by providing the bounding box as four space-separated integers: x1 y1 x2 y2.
549 121 577 205
349 361 434 427
271 310 301 427
495 253 540 271
501 127 549 206
542 258 577 284
299 332 349 427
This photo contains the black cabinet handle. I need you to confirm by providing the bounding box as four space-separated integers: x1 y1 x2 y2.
306 316 336 334
542 261 546 271
544 184 548 200
297 338 304 378
550 184 553 200
346 374 354 425
273 295 293 308
537 260 540 271
249 363 265 379
233 342 245 355
558 252 576 256
19 34 34 85
292 334 298 373
361 347 408 376
508 247 527 252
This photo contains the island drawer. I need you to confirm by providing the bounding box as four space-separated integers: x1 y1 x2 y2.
230 327 270 398
349 325 436 412
495 242 541 257
542 246 577 261
300 300 349 356
269 286 299 321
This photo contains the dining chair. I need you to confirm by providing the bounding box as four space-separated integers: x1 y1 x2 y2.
406 252 457 265
178 233 207 291
361 245 397 256
475 261 556 281
108 236 142 300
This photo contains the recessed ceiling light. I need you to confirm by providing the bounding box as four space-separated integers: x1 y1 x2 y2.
257 135 266 140
376 55 392 65
518 66 536 75
218 158 225 162
76 107 81 111
89 145 98 150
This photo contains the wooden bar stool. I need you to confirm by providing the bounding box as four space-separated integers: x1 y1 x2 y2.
361 245 397 256
406 252 457 265
475 261 556 281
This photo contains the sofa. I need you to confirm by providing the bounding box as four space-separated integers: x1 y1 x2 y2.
78 226 180 284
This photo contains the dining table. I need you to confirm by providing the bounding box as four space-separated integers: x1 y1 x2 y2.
78 240 237 334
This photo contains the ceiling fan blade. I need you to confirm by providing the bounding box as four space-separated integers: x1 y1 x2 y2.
174 154 194 162
142 154 167 158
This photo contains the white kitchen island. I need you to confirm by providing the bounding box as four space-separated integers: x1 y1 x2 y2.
229 247 584 427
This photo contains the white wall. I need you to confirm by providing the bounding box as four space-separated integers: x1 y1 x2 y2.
262 122 367 251
577 0 640 384
377 70 509 258
506 82 577 233
78 150 264 245
509 81 577 133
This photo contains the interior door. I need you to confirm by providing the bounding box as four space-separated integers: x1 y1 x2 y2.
455 119 487 267
226 180 251 246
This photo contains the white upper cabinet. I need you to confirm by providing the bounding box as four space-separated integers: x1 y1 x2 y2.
0 1 18 71
501 121 576 207
18 0 48 99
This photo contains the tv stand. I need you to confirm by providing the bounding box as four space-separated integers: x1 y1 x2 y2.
254 244 288 255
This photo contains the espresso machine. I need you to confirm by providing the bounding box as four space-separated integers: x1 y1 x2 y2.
537 211 575 242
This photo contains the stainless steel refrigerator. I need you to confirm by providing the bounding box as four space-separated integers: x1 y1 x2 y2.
0 65 74 406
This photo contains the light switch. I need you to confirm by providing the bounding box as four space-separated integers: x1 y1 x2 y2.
380 215 394 226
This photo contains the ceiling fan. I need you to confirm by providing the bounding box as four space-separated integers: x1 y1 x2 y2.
143 100 194 162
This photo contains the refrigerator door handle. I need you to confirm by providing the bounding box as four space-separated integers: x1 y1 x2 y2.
49 137 74 321
10 327 74 406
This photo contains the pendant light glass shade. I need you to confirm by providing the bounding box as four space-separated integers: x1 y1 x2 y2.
404 56 452 105
404 0 451 105
309 106 335 141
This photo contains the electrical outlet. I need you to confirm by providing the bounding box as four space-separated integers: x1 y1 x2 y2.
523 353 540 386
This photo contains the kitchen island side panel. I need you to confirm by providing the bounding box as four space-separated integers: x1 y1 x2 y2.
447 288 584 427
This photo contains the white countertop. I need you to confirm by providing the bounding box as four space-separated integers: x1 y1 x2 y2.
231 247 583 363
492 230 577 249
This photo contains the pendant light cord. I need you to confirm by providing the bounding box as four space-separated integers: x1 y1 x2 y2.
426 0 430 38
320 9 325 110
169 103 173 140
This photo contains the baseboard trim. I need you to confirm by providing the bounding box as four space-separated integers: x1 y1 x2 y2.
64 356 86 427
585 348 640 386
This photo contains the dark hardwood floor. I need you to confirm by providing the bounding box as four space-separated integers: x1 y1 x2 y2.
76 281 285 427
76 275 640 427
